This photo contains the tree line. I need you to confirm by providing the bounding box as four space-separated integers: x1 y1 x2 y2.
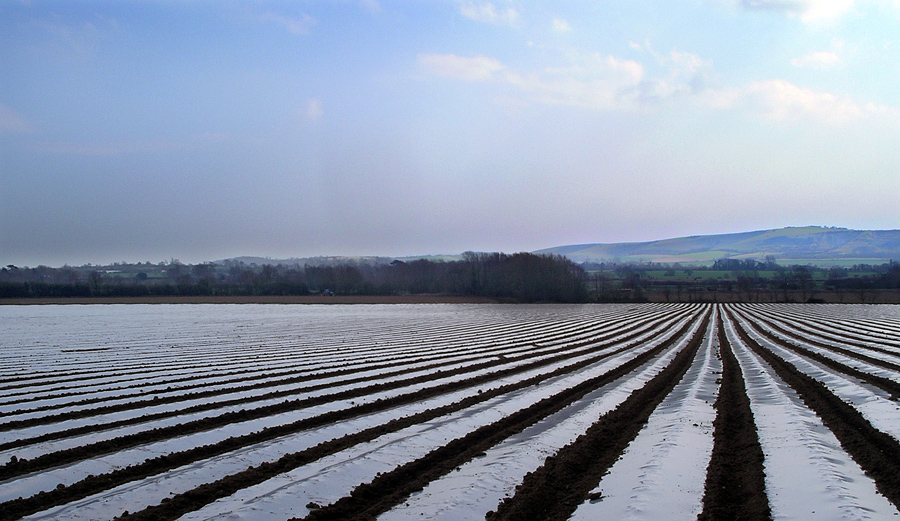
0 252 589 303
583 259 900 303
4 255 899 303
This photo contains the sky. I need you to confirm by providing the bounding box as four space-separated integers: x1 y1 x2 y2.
2 0 899 267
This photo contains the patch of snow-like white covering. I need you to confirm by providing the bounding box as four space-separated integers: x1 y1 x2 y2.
13 313 698 519
567 308 720 521
736 306 900 370
377 312 709 521
733 313 900 444
2 308 688 461
723 313 898 520
159 317 700 521
1 313 689 502
0 347 565 461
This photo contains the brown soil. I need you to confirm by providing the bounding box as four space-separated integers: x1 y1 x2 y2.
698 311 771 521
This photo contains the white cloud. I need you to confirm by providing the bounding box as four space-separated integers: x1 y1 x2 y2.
459 2 520 26
657 50 710 94
418 45 895 121
791 50 841 68
543 54 644 83
418 51 644 110
417 48 716 112
747 79 863 120
256 11 315 35
734 0 900 23
750 0 854 20
418 53 504 81
29 13 120 59
706 79 886 122
506 53 645 110
630 44 713 102
0 104 34 133
551 18 572 33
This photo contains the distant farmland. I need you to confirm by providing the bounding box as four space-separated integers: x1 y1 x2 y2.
2 303 899 520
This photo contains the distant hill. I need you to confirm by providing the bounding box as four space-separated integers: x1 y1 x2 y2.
535 227 900 265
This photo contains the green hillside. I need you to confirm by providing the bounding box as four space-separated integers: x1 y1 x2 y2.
535 227 900 265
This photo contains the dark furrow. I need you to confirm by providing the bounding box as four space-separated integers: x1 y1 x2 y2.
0 312 703 521
698 308 771 521
0 309 661 413
725 307 900 509
472 309 712 521
0 342 557 424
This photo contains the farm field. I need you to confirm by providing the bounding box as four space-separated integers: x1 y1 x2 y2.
1 303 900 521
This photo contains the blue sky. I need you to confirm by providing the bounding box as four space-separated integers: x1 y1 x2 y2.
2 0 899 266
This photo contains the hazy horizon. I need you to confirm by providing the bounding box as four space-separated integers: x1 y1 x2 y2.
6 224 898 269
3 1 899 267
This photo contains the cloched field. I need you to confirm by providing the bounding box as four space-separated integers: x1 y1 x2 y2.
1 303 899 521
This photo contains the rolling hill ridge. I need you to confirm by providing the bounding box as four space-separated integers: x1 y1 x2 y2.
535 227 900 265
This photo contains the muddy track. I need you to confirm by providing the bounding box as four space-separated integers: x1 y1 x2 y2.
5 307 663 408
0 316 532 390
0 343 551 428
71 312 699 521
0 313 703 521
726 308 900 508
0 335 535 411
697 310 771 521
462 311 711 521
6 304 898 521
0 351 314 389
0 314 548 389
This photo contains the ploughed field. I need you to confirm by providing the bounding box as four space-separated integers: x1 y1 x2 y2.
1 303 899 521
